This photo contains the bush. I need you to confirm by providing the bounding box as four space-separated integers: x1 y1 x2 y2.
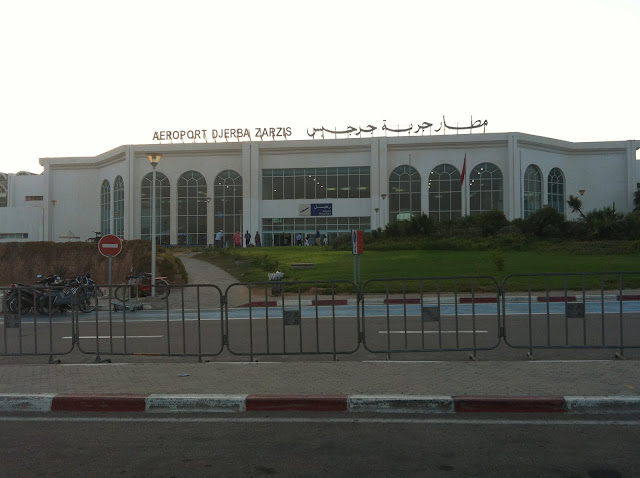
472 210 510 236
522 207 568 238
585 207 624 240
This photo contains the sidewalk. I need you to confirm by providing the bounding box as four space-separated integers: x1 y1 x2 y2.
1 361 639 414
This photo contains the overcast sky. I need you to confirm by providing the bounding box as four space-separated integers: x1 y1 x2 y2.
1 0 638 174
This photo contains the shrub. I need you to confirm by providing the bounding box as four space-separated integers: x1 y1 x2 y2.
522 207 568 238
585 207 624 240
472 210 510 236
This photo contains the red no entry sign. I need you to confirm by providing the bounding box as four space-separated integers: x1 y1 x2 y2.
98 234 122 257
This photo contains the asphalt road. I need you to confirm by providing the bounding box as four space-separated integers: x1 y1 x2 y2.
2 303 640 362
1 412 639 477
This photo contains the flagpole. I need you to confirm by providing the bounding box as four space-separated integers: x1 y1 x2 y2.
461 153 467 216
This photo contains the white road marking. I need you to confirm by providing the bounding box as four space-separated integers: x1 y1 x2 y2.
0 416 639 426
378 330 488 334
61 336 163 339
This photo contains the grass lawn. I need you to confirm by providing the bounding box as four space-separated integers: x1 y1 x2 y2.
194 246 640 293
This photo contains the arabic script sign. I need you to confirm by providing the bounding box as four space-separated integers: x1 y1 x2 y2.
307 117 488 139
151 117 488 143
299 203 333 217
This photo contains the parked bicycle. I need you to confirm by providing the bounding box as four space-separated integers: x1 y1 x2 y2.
114 271 170 301
4 273 101 315
5 274 59 315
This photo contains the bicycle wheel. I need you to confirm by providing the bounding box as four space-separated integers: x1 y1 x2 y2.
36 295 57 316
114 285 132 302
8 294 32 315
154 280 170 299
79 295 98 313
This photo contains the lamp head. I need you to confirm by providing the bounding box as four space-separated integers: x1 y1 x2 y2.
579 189 585 196
146 153 163 167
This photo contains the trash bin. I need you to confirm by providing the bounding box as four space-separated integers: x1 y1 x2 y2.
268 271 284 296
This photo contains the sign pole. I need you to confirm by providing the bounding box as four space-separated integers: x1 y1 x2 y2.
108 256 113 287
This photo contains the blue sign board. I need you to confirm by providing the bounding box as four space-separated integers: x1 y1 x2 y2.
311 203 332 216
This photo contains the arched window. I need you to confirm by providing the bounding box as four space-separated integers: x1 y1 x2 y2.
469 162 503 215
213 170 243 246
428 164 462 221
0 184 7 208
388 165 421 223
100 180 111 235
523 165 543 218
113 176 125 238
0 173 7 207
177 170 208 245
141 172 170 244
548 167 565 214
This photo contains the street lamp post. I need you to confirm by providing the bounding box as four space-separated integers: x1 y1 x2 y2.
146 153 163 297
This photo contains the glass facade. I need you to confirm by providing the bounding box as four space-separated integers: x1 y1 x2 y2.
213 170 242 246
113 176 125 238
389 165 421 223
141 172 171 244
262 167 370 200
428 164 462 221
548 167 565 214
261 216 371 246
100 179 111 235
469 162 503 215
177 170 208 245
523 165 543 218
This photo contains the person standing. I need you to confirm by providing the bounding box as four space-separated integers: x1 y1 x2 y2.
215 229 223 248
255 231 261 247
296 232 303 246
244 230 251 247
233 230 242 248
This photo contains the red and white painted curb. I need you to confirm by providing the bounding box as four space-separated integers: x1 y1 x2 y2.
1 394 639 414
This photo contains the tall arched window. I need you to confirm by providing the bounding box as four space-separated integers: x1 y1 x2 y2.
178 170 207 245
548 167 565 214
214 170 243 246
141 172 170 244
523 165 543 218
113 176 125 238
100 179 111 235
388 165 421 223
469 162 503 215
0 173 7 207
428 164 462 221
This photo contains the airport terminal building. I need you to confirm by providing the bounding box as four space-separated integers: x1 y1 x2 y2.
0 131 638 246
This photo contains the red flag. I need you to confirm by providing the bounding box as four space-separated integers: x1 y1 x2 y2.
460 153 466 186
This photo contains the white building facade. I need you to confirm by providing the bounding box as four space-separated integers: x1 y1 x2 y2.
0 132 638 245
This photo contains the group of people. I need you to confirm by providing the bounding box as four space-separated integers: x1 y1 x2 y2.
295 230 328 246
215 230 261 248
214 229 328 248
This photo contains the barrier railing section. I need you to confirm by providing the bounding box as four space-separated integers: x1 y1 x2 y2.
501 272 640 355
224 280 360 360
0 285 75 359
361 276 502 356
75 284 225 360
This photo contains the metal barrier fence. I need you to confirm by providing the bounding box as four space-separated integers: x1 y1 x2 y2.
224 280 360 360
75 284 225 362
361 276 502 358
1 285 75 361
2 272 640 362
501 272 640 358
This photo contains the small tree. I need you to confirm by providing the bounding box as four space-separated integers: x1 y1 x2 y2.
567 195 586 220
